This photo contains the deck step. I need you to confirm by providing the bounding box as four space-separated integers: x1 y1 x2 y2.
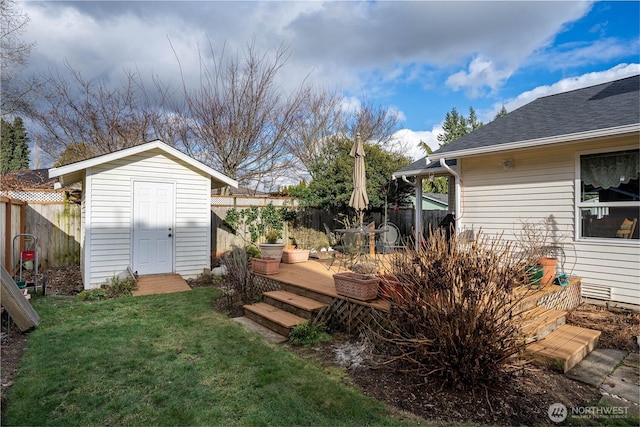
526 324 601 373
263 290 328 319
520 307 567 343
243 302 307 337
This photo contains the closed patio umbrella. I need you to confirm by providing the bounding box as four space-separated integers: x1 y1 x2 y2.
349 133 369 227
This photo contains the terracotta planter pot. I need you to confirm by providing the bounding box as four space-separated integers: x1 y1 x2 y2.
538 257 558 287
333 272 380 301
251 257 280 275
282 249 310 264
378 275 411 304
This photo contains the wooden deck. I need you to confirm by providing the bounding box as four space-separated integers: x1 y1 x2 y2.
249 260 596 371
265 258 391 311
133 273 191 296
262 258 581 313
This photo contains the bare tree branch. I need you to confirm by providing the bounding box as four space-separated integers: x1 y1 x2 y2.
172 39 309 192
30 64 175 164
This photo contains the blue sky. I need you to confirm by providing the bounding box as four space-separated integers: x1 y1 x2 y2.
19 1 640 162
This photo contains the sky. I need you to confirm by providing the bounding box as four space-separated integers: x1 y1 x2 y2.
18 0 640 162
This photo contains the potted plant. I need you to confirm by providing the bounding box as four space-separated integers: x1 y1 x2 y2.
250 256 281 275
378 273 412 304
284 227 329 263
333 261 380 301
516 217 564 288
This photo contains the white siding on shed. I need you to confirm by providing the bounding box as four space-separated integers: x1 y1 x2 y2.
458 135 640 306
84 148 211 288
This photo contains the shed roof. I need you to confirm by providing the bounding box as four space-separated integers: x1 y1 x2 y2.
49 140 238 189
396 74 640 177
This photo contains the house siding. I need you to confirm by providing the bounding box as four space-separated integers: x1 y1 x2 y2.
84 148 211 288
458 135 640 306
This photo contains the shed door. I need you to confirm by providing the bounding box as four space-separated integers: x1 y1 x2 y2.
132 181 174 275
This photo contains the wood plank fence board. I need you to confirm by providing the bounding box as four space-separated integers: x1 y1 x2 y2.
0 265 40 331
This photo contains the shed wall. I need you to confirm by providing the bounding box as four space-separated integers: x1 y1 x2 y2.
458 135 640 306
85 149 211 288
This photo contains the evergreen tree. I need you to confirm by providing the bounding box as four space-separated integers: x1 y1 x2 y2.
0 116 30 173
436 106 485 147
494 105 508 120
9 117 30 170
290 135 413 215
437 107 467 147
0 119 13 173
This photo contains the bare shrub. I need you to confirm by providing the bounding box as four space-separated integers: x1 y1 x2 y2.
371 230 531 391
218 247 258 316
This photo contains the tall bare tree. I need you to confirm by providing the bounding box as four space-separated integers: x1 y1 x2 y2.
0 0 37 116
31 64 174 165
171 40 309 193
343 98 399 145
284 87 344 180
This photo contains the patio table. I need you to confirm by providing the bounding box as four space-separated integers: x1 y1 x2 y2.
334 227 388 256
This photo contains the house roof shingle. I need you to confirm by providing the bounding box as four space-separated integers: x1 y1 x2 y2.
396 74 640 176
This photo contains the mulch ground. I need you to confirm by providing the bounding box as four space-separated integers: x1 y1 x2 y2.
2 267 639 425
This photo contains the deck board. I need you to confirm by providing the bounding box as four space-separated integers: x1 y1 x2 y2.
133 273 191 296
265 260 391 310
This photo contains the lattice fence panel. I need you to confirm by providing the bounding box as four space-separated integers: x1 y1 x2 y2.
0 191 64 202
538 281 582 311
314 298 380 335
251 274 283 295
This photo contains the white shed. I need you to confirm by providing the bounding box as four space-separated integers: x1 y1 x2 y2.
49 140 238 289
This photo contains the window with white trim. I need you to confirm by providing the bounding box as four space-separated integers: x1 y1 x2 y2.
579 148 639 240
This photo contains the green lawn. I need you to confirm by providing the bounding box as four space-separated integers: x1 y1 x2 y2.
3 288 421 426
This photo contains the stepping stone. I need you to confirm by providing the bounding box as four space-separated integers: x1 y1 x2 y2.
567 348 627 387
601 364 640 404
598 395 640 420
232 316 287 344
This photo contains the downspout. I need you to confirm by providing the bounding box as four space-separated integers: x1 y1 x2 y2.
407 175 423 249
439 158 460 233
392 173 423 250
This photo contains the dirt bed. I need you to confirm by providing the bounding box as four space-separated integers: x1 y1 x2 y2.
2 267 638 425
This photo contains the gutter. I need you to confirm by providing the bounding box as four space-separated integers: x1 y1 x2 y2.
428 124 640 162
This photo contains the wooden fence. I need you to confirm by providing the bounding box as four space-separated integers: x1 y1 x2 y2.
291 207 449 238
1 196 82 272
1 196 25 273
1 194 448 270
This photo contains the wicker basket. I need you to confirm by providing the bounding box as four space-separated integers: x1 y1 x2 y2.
333 272 380 301
282 249 310 264
251 257 280 275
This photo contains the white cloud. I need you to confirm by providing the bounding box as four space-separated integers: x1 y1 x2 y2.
445 55 514 98
390 128 442 162
532 38 640 71
499 63 640 115
22 1 595 99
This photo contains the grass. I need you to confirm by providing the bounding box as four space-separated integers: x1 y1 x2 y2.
3 288 421 426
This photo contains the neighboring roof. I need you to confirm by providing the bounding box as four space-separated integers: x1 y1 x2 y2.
49 140 238 189
211 186 268 196
1 169 55 190
396 74 640 177
423 192 448 205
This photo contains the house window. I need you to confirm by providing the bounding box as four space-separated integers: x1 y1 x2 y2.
579 148 639 240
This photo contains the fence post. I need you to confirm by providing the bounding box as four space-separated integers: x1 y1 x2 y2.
3 197 10 271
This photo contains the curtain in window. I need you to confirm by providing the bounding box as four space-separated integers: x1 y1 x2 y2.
581 150 640 189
